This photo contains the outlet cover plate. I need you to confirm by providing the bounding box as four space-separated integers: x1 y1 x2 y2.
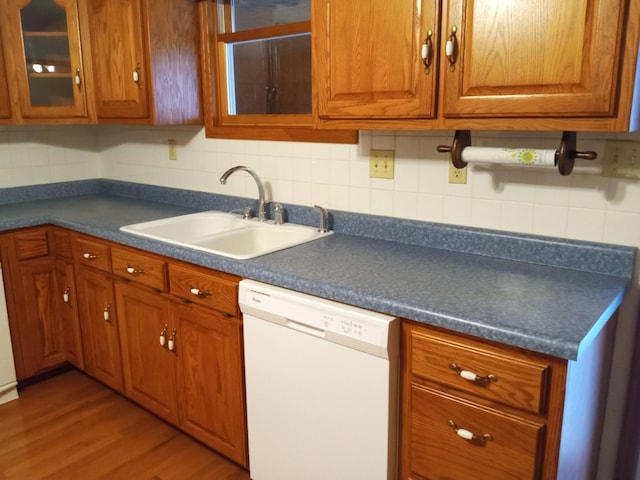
448 162 467 184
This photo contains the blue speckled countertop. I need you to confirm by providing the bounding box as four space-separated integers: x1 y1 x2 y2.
0 180 635 360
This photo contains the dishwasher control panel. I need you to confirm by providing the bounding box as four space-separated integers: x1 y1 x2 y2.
239 279 399 357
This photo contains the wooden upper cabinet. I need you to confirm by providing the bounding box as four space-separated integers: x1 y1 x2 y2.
313 0 440 119
443 0 626 118
81 0 202 124
314 0 640 131
0 0 94 123
0 34 11 122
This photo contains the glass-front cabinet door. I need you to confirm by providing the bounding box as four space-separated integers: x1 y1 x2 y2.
0 0 90 120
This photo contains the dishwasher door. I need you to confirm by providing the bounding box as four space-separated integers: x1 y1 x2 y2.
0 264 18 405
240 279 399 480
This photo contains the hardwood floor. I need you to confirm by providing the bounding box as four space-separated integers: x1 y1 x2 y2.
0 369 251 480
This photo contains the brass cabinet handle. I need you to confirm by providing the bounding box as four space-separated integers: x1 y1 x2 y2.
126 265 145 276
133 64 142 88
63 286 71 303
167 328 177 352
103 304 111 322
190 287 212 298
82 252 98 260
421 29 434 74
159 324 168 347
75 68 81 89
445 25 458 71
448 420 493 445
449 363 497 386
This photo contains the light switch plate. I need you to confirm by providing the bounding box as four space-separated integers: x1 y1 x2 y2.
369 149 395 179
602 140 640 179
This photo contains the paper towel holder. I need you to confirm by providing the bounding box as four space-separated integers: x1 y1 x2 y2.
436 130 597 175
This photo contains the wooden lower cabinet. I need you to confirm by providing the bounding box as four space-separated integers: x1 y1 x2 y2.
401 320 616 480
78 236 248 467
0 227 67 380
56 258 84 369
172 301 247 466
75 266 124 393
115 280 178 424
409 385 545 479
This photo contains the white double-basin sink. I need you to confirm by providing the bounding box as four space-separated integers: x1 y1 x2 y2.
120 210 332 260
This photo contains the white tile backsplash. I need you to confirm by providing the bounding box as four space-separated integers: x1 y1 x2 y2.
2 123 640 480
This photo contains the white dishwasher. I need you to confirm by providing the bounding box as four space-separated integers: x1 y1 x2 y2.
239 279 399 480
0 264 18 405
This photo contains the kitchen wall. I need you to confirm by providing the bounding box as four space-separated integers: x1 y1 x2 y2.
1 123 640 477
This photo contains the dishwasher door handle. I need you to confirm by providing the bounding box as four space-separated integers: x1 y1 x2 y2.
285 319 326 338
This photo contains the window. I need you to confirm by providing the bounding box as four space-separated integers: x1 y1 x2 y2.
199 0 357 143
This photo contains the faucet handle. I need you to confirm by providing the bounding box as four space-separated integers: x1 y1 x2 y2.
274 203 285 224
314 205 330 233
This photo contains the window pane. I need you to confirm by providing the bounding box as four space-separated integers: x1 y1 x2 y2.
230 0 309 31
228 34 311 115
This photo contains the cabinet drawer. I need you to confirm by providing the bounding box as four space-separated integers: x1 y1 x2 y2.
112 246 167 291
73 235 111 272
169 263 239 317
409 326 551 415
408 384 544 480
13 229 50 260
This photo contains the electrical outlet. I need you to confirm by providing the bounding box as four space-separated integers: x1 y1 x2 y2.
448 162 467 184
168 139 178 161
369 149 395 179
602 140 640 179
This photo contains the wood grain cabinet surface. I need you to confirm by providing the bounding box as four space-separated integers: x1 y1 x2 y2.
69 232 248 467
81 0 202 124
0 227 66 380
401 319 618 479
313 0 640 131
0 0 95 124
0 32 11 123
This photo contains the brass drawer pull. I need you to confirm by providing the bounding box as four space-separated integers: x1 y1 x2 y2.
83 252 98 260
126 266 146 276
190 287 212 298
448 420 493 445
449 363 497 385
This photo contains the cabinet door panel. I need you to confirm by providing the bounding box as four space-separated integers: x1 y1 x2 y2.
115 282 178 424
0 0 90 119
15 259 65 377
84 0 149 119
444 0 625 117
172 302 247 466
313 0 439 118
56 258 84 369
76 267 123 392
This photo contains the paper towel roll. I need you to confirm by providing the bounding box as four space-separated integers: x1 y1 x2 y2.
461 147 557 167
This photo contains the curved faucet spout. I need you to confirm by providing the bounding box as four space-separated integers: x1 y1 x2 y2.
220 166 267 221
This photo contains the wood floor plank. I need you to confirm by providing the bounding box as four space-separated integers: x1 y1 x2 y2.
0 370 250 480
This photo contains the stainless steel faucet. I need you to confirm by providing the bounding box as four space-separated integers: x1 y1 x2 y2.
220 166 267 222
314 205 330 233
